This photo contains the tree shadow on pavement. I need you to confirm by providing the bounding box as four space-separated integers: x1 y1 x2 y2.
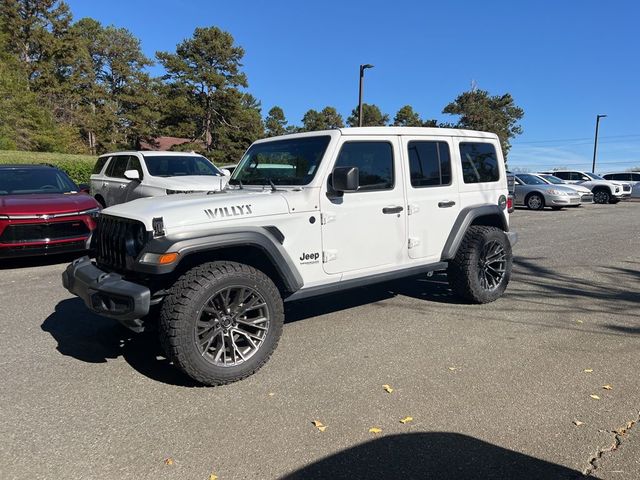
41 298 199 387
281 432 589 480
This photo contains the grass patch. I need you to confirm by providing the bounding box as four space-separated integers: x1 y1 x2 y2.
0 150 96 184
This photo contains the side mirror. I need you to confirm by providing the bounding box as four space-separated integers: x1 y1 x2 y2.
124 169 140 181
78 183 90 194
220 168 231 176
332 166 359 192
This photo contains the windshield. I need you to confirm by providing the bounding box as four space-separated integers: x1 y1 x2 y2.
230 136 331 186
540 174 563 184
143 155 222 177
517 173 546 185
0 168 78 195
585 172 605 180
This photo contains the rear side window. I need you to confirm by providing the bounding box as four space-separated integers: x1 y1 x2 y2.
335 141 394 191
632 173 640 181
610 173 631 181
93 156 110 174
408 141 451 187
459 142 499 184
553 171 570 180
106 156 129 178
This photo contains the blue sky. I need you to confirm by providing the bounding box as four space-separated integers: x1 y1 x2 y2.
66 0 640 172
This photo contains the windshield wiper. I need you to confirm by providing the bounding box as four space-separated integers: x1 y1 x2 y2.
268 178 277 192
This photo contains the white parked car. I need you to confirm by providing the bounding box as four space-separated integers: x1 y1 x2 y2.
535 173 593 204
90 151 229 207
539 170 630 204
64 127 517 386
602 172 640 198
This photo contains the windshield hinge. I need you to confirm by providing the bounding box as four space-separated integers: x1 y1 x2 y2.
321 212 336 225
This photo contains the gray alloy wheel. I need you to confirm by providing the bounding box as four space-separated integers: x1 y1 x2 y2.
593 189 610 204
477 240 507 292
195 285 270 367
526 193 544 210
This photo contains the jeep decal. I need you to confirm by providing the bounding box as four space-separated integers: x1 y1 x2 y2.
299 252 320 265
204 204 253 220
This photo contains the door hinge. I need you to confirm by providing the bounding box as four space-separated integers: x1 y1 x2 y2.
323 250 338 263
407 204 420 215
321 212 336 225
408 237 421 249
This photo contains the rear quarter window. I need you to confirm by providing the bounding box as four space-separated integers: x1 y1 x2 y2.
459 142 499 184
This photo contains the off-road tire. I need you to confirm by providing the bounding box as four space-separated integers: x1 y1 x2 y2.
593 188 610 204
448 226 513 304
159 261 284 386
525 192 545 210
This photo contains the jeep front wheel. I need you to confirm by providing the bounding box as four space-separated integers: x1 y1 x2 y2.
447 226 513 304
159 261 284 386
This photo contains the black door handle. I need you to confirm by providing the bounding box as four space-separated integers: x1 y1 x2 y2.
438 201 456 208
382 206 404 214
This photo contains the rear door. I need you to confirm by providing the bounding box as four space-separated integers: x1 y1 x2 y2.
402 136 460 261
319 136 406 275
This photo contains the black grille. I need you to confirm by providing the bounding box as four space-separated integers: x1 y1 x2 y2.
94 215 148 271
0 221 89 243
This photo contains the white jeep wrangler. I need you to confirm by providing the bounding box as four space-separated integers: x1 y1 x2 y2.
63 127 517 386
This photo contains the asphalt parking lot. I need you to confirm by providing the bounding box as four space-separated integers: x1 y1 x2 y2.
1 202 638 480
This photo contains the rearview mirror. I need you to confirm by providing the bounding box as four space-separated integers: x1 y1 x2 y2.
220 168 231 176
332 166 359 192
124 169 140 181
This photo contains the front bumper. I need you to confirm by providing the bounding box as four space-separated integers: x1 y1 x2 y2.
62 256 151 325
547 194 581 206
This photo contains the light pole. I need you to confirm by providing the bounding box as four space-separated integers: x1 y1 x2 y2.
591 114 607 172
358 64 374 127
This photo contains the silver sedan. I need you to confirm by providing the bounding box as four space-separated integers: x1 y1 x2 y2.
514 173 582 210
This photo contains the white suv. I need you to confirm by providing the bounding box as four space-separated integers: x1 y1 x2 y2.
540 170 630 204
90 151 229 207
65 127 517 386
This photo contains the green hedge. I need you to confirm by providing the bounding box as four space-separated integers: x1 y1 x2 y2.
0 150 96 184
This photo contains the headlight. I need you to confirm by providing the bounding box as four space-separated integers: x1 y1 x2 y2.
546 189 567 195
79 207 101 219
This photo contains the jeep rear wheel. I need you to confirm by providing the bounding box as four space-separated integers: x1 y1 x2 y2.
159 261 284 386
447 226 513 304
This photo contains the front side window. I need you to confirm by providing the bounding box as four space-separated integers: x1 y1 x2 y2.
334 141 394 191
127 156 144 179
231 136 331 186
143 155 222 177
106 156 129 178
459 143 499 184
408 141 451 187
93 156 110 175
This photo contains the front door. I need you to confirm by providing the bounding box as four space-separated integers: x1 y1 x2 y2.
320 137 406 275
401 136 460 261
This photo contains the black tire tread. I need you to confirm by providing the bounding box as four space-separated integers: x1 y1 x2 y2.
159 261 283 386
448 225 511 304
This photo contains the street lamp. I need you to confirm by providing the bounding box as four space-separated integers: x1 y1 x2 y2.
591 114 607 172
358 64 374 127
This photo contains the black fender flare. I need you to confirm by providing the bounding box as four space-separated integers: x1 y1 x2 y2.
440 205 508 261
134 226 303 293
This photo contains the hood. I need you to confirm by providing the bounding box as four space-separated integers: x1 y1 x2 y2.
546 185 579 194
0 193 99 216
563 184 591 194
103 188 290 231
148 175 227 191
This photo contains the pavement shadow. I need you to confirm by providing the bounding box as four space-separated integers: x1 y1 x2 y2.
285 273 458 323
41 298 199 387
0 252 82 270
281 432 588 480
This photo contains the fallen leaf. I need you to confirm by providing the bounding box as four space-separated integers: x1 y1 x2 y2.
382 384 394 393
268 392 275 396
369 427 382 434
590 394 600 400
448 367 458 371
312 420 326 432
400 416 413 424
576 320 584 324
602 385 613 390
584 369 594 373
573 420 584 426
164 458 174 466
209 474 218 480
